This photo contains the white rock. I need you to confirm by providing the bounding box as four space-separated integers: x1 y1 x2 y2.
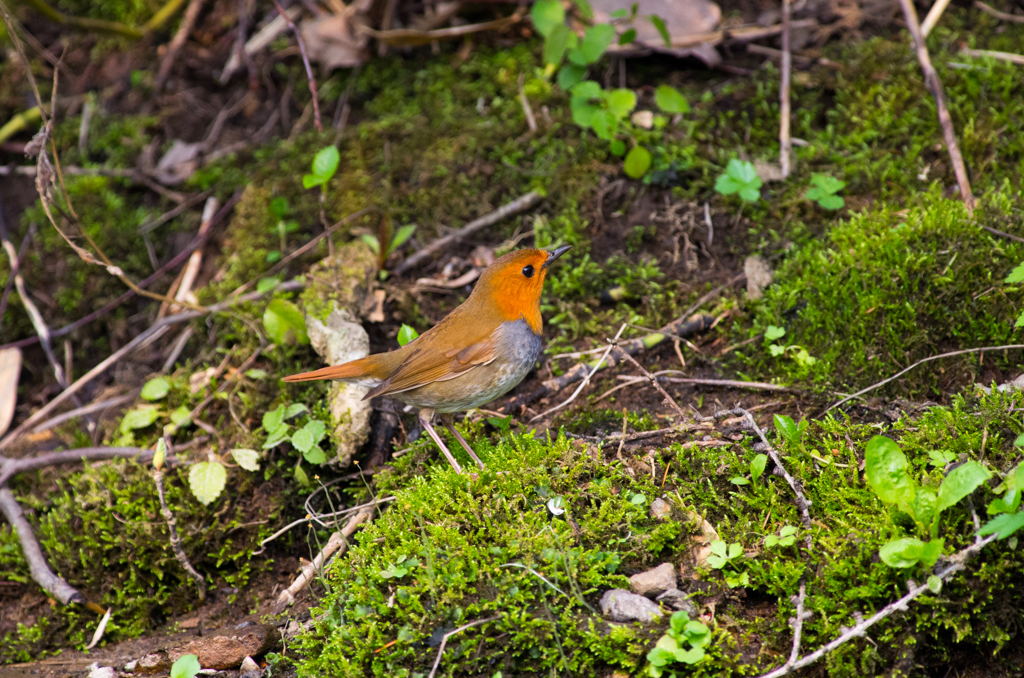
239 656 259 673
88 667 116 678
600 589 663 623
629 562 677 598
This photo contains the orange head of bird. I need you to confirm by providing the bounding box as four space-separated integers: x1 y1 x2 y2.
470 246 571 333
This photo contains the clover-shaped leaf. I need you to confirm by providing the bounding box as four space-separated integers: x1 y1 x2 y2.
715 159 762 202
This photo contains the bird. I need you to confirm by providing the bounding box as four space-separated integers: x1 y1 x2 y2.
283 245 571 473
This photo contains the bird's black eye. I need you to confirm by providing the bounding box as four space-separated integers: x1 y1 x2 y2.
522 264 535 278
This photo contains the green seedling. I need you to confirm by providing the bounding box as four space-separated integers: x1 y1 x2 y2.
267 197 300 263
774 414 809 453
764 525 798 548
263 298 309 345
730 453 767 486
765 327 818 368
1004 261 1024 328
379 554 420 580
170 654 200 678
361 215 417 272
865 435 991 568
714 159 761 203
806 173 846 210
646 611 711 675
303 145 340 191
979 463 1024 543
706 540 749 587
397 324 419 346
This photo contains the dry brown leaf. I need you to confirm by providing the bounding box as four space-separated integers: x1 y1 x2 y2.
591 0 721 47
301 13 370 70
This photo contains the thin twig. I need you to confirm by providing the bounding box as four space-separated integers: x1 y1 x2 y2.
529 324 627 423
982 225 1024 243
154 462 206 600
0 219 33 334
154 0 207 91
974 0 1024 23
779 0 792 178
270 0 322 133
30 393 136 435
825 344 1024 413
518 73 537 134
393 192 543 275
0 447 152 487
427 615 503 678
898 0 975 213
755 534 999 678
786 581 808 666
612 346 691 422
921 0 954 35
960 47 1024 65
0 487 84 605
0 281 301 450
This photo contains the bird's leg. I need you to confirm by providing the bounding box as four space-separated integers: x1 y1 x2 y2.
418 408 463 474
440 414 486 470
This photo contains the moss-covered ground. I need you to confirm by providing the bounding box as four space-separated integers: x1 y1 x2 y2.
1 1 1024 673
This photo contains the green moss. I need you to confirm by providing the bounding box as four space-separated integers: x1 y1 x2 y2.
740 184 1024 395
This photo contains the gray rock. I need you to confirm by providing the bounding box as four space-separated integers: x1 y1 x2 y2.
629 562 677 598
239 657 260 674
305 307 372 467
600 589 663 623
123 660 138 673
656 588 698 615
744 255 773 299
88 668 116 678
649 497 671 521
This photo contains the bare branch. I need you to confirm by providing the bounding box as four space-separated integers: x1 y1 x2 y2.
427 615 503 678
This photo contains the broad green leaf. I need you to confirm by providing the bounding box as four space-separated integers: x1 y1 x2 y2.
878 537 925 568
1005 262 1024 284
263 427 290 449
715 159 761 202
310 145 340 184
630 492 647 505
231 448 260 471
557 63 587 89
571 99 599 128
609 139 626 156
1014 433 1024 447
530 0 565 38
291 427 314 453
256 278 281 295
590 110 618 140
189 461 227 506
571 80 602 100
577 24 615 64
360 233 381 255
936 460 991 512
769 344 785 356
669 610 689 635
619 28 636 45
673 647 705 664
709 540 728 558
170 654 201 678
979 511 1024 539
727 543 742 559
654 85 688 114
303 446 327 465
730 477 750 485
120 407 159 434
610 8 628 18
750 454 767 482
304 419 326 443
1016 311 1024 329
141 377 171 401
809 173 846 193
263 298 309 345
647 647 676 667
817 194 845 210
919 537 944 567
623 145 651 179
927 575 942 593
911 486 937 531
864 435 915 508
294 463 310 487
263 405 286 433
398 324 419 346
543 23 573 65
170 405 192 427
284 403 308 419
774 414 799 442
605 88 637 119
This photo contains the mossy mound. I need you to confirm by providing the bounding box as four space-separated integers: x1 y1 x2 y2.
742 185 1024 395
295 387 1024 677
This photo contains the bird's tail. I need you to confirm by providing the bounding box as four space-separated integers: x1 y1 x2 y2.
283 354 390 383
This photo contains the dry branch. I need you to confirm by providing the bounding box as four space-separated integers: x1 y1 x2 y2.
779 0 792 178
154 463 206 601
0 446 152 487
974 0 1024 22
155 0 208 90
898 0 975 212
270 0 322 133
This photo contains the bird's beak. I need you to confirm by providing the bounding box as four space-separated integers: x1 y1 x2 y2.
543 245 572 268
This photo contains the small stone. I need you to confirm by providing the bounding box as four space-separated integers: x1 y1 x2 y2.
649 497 671 521
631 111 654 129
239 656 260 673
744 255 773 299
123 660 138 673
600 589 663 623
136 652 171 675
629 563 677 598
657 588 698 615
88 667 116 678
174 624 280 670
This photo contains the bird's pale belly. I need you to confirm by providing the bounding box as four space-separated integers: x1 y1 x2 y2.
394 319 543 413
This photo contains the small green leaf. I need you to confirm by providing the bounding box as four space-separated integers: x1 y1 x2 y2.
936 460 991 512
141 377 171 401
609 139 626 156
263 298 309 345
263 405 286 433
630 492 647 505
231 448 260 472
577 24 616 64
170 405 192 427
530 0 565 38
398 324 419 346
927 574 942 593
294 463 310 487
773 414 799 442
1015 311 1024 329
817 194 845 210
557 63 587 89
750 454 767 482
284 403 308 419
360 233 381 255
189 461 227 506
590 110 618 140
715 159 761 202
610 8 628 18
865 435 915 508
571 80 602 100
257 277 281 294
1014 433 1024 447
619 28 636 45
543 23 573 65
1005 262 1024 284
303 446 327 465
153 438 166 471
246 368 268 379
730 476 750 485
669 610 689 635
120 407 160 434
879 537 925 568
310 145 340 185
268 196 289 219
649 14 671 46
623 145 652 179
979 511 1024 539
389 224 417 254
768 344 785 356
291 427 314 453
919 537 944 567
654 85 688 114
605 88 637 119
304 419 326 443
764 325 786 341
170 654 201 678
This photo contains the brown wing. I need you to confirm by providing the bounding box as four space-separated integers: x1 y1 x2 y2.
364 334 497 399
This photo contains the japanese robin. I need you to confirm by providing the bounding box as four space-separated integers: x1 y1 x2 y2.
283 246 571 473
